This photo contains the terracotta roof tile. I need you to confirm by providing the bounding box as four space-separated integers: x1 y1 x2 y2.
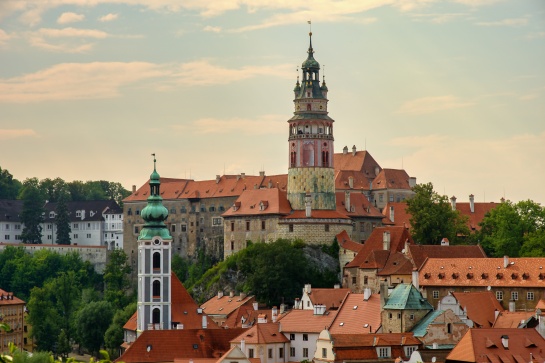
377 252 414 276
221 189 292 217
124 178 190 202
408 244 487 270
0 289 25 305
451 292 504 328
306 287 350 310
334 170 372 190
123 311 138 331
446 328 545 363
223 306 286 328
282 210 351 220
333 150 381 174
279 309 338 333
382 202 412 228
331 333 421 361
230 322 289 344
329 293 381 334
420 258 545 287
335 192 384 218
117 328 248 363
336 230 364 253
201 293 255 317
492 311 535 328
454 201 498 231
372 169 412 191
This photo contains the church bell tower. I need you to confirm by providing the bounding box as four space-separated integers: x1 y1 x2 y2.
287 32 336 210
136 155 172 335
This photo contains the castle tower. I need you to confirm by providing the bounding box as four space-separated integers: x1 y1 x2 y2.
287 32 336 210
136 155 172 335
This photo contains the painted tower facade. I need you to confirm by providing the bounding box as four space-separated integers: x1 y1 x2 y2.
136 156 172 335
287 32 336 210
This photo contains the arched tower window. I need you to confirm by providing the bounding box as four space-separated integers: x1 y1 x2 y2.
322 151 329 167
307 104 311 111
152 308 160 324
303 144 315 166
290 152 297 168
153 252 161 270
153 280 161 297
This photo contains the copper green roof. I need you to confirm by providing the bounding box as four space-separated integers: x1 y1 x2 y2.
411 310 443 337
302 32 320 70
383 283 433 310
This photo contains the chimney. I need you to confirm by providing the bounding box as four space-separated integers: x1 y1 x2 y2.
132 185 136 193
408 177 416 188
268 179 273 189
272 306 278 322
280 304 286 314
374 166 380 177
412 269 419 290
294 298 301 309
240 339 246 354
383 231 391 250
202 316 207 329
501 335 509 349
216 175 221 183
343 146 348 154
345 191 351 212
229 291 234 298
440 238 449 246
240 292 247 300
253 302 258 310
469 194 475 213
404 239 410 254
450 196 457 210
305 284 312 294
334 284 340 289
501 197 505 203
363 288 371 301
305 192 312 218
241 172 245 178
259 171 265 177
380 282 389 307
504 255 509 268
177 323 184 330
352 145 357 156
217 291 224 299
348 176 354 189
389 206 394 223
494 309 500 321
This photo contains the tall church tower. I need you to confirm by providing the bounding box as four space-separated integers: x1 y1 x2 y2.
287 32 336 210
136 155 172 335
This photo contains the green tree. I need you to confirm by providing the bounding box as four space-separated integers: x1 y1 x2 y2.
56 329 72 358
104 303 136 358
40 178 71 203
0 166 22 199
19 178 45 244
479 199 545 257
52 271 81 342
103 250 132 309
406 182 470 244
27 285 61 352
55 194 72 245
75 301 114 357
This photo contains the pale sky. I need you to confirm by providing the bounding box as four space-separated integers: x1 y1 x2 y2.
1 0 544 205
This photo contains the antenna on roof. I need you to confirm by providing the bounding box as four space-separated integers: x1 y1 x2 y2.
364 138 367 150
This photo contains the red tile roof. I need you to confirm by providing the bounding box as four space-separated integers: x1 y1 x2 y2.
330 333 421 361
117 328 248 363
408 244 487 270
334 170 372 191
382 202 412 228
377 252 414 276
372 169 412 191
336 230 364 253
201 293 255 318
335 192 384 218
493 311 535 328
279 309 338 333
420 258 545 287
451 292 504 328
223 307 286 329
329 293 381 334
346 226 413 269
453 201 498 231
282 210 351 220
334 150 381 174
446 328 545 363
123 311 138 331
124 178 190 202
306 287 350 310
230 322 289 344
0 289 25 305
222 188 292 217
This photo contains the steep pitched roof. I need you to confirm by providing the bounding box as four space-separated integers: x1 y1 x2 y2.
336 230 364 253
201 293 255 318
346 226 413 269
383 283 433 310
335 192 384 219
0 199 23 222
221 188 292 217
124 178 190 202
334 170 372 190
492 311 535 328
223 306 286 329
329 293 381 334
0 289 25 305
382 202 411 228
377 252 414 276
411 310 444 337
330 333 421 361
452 292 504 328
334 150 381 174
446 328 545 363
279 309 338 333
453 201 498 231
44 200 121 222
372 169 412 191
420 258 545 288
408 244 487 270
117 328 247 363
305 287 350 310
230 322 289 344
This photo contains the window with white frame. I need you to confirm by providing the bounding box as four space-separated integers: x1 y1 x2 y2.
290 347 295 357
290 334 295 340
432 291 439 299
212 217 222 226
303 348 308 358
496 291 503 300
378 347 391 358
322 348 327 358
303 334 308 341
528 292 534 300
404 346 418 357
511 291 518 301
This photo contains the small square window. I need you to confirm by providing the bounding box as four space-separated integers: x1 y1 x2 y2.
432 291 439 299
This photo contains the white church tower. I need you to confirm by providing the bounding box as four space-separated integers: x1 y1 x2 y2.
136 155 172 335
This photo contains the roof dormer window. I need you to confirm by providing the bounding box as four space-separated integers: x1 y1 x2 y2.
76 211 81 218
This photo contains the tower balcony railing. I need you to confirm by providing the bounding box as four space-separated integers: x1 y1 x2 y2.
289 133 333 140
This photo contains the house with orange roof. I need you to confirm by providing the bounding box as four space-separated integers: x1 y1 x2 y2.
230 322 289 363
116 328 248 363
297 284 349 311
328 290 382 335
200 291 255 328
0 289 25 353
334 191 385 243
314 330 422 363
343 226 414 294
336 230 364 269
438 292 504 328
492 311 538 329
406 243 487 270
278 306 338 362
223 304 288 329
417 257 545 311
445 328 545 363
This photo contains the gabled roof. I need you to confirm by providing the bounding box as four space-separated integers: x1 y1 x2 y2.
305 287 350 310
116 328 247 363
124 178 190 202
453 201 498 231
201 293 255 318
279 309 338 333
335 192 384 219
334 170 372 190
223 306 287 329
345 226 413 269
221 188 292 217
446 328 545 363
452 292 504 328
408 244 487 270
411 310 444 337
492 311 535 328
372 169 412 191
0 289 25 305
330 332 421 361
44 200 121 222
0 199 23 222
230 322 289 344
329 293 381 334
336 230 364 253
383 283 433 311
333 150 381 175
420 258 545 287
382 202 411 228
377 252 414 276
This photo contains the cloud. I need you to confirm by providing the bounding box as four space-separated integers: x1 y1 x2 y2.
0 60 293 102
172 115 285 135
409 12 467 24
392 0 435 12
0 29 11 46
26 27 109 53
386 132 545 203
203 25 222 33
98 13 118 22
57 12 84 24
476 18 528 27
397 95 474 115
0 129 39 140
